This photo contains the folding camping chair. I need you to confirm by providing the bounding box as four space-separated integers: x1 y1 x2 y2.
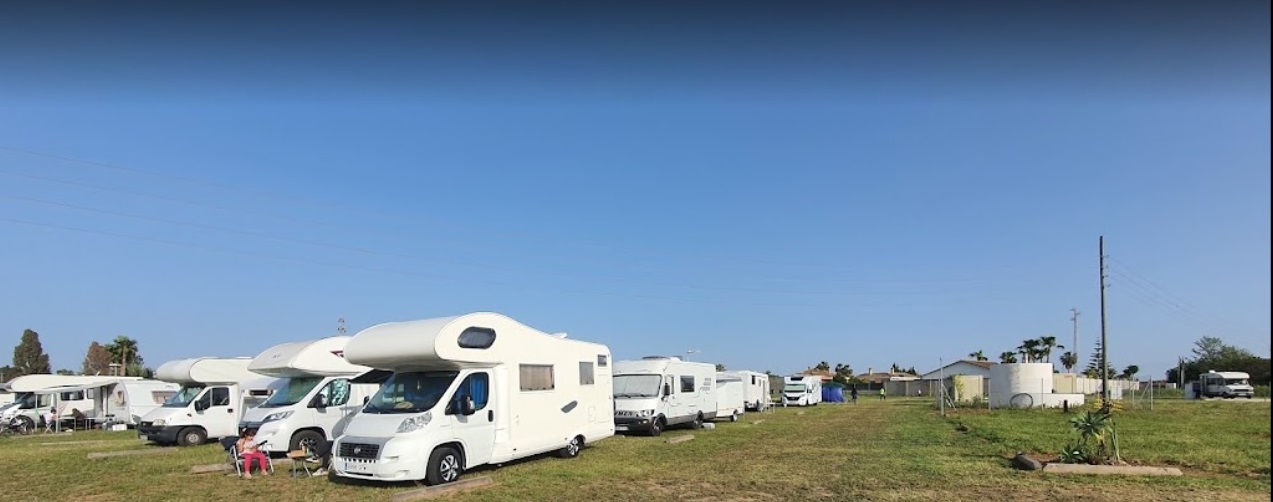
222 437 274 477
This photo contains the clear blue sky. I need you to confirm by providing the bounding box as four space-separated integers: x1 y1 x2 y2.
1 1 1268 380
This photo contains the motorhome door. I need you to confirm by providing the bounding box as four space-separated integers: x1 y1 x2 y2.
196 387 236 438
447 371 495 468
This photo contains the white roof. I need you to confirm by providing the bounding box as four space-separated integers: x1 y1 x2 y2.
343 312 609 370
248 336 370 378
1206 371 1250 379
154 357 259 384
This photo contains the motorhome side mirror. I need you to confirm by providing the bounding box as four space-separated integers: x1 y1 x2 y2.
193 401 208 412
312 395 329 408
662 384 672 398
461 396 476 416
363 396 370 405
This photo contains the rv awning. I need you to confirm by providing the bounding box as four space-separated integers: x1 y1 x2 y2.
31 382 115 394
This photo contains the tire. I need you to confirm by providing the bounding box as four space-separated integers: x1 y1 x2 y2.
690 413 703 430
15 416 34 435
425 447 463 486
648 418 664 437
176 427 207 447
290 430 325 454
557 436 583 459
729 412 739 422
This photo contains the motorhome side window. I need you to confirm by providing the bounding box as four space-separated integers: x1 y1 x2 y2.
597 354 608 367
520 364 555 391
457 327 497 349
450 373 490 412
579 362 595 385
209 387 231 406
680 375 695 393
61 391 84 401
320 379 352 406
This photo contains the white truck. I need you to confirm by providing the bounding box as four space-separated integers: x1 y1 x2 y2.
137 357 279 446
612 356 718 436
713 373 746 422
240 336 379 454
781 375 823 406
720 370 771 411
1193 371 1256 399
332 312 615 486
0 375 140 431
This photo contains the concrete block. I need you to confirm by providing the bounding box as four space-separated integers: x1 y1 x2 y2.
1042 463 1183 476
391 476 494 501
666 435 695 445
87 448 176 460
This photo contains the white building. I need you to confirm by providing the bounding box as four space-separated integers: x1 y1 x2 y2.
919 360 995 380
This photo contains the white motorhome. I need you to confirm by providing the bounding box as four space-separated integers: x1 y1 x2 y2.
713 373 746 422
721 370 771 411
332 312 614 485
138 357 279 446
241 336 379 454
612 356 718 436
0 375 138 430
781 375 823 406
89 379 181 427
1192 371 1256 399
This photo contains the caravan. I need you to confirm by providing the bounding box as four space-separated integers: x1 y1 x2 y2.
240 336 379 454
612 356 718 436
721 370 771 411
0 375 139 431
138 357 278 446
713 373 746 422
332 312 614 485
89 379 180 427
781 375 823 406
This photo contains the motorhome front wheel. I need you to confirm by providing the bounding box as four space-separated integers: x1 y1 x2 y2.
426 447 463 485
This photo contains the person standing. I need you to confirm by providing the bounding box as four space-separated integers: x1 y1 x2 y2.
849 386 858 404
879 387 887 401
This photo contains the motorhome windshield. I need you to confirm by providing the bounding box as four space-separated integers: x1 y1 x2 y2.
613 374 662 398
163 385 206 408
1225 378 1250 386
259 377 323 407
784 384 807 392
14 392 37 409
362 371 458 414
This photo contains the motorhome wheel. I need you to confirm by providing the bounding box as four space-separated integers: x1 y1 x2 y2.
177 427 207 447
291 430 325 454
648 418 664 437
15 416 34 435
426 447 463 485
557 436 583 458
691 413 703 429
729 411 738 422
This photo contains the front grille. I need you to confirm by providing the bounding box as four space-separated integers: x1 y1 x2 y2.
339 442 380 460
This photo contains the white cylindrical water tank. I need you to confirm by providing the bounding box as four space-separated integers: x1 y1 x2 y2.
989 363 1055 408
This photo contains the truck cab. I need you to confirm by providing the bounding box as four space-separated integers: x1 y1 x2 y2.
138 382 269 446
240 375 375 454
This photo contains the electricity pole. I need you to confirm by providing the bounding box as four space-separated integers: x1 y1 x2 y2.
1099 236 1110 408
1070 308 1080 374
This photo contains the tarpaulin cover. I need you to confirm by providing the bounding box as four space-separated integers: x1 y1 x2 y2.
822 386 845 403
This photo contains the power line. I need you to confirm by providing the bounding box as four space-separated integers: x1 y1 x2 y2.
1107 257 1249 333
1106 266 1245 335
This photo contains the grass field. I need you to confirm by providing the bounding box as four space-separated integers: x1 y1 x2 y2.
2 398 1267 501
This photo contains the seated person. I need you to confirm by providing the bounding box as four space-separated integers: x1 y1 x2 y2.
236 428 271 479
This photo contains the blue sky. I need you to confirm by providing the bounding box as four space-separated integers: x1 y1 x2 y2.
0 1 1268 379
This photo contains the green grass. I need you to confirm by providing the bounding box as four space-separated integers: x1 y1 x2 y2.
2 399 1267 501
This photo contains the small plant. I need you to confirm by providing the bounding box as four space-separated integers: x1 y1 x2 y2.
1058 410 1121 464
1058 441 1090 464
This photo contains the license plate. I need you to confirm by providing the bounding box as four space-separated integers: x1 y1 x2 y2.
343 461 370 473
615 425 628 431
139 435 148 441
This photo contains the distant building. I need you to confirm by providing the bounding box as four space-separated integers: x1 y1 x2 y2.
919 360 995 380
855 367 919 385
797 368 835 382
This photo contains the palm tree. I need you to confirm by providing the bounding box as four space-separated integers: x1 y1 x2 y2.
1121 365 1140 380
968 350 988 362
105 336 142 377
1060 351 1078 373
999 351 1018 364
1039 335 1064 364
1022 339 1042 363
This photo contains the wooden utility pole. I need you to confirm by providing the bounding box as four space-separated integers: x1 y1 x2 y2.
1070 308 1080 374
1099 236 1110 408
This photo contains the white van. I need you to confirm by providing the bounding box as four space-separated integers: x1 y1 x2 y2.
781 375 823 406
721 370 771 411
713 373 746 422
612 356 718 436
1196 371 1256 399
332 312 615 485
240 336 379 454
138 357 279 446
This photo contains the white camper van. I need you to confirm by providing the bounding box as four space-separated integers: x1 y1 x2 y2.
0 375 139 431
241 336 378 454
332 312 615 485
1194 371 1256 399
781 375 823 406
138 357 278 446
714 373 746 422
721 370 771 411
88 379 181 427
612 356 718 436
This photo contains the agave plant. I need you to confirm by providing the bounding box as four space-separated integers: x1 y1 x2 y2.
1058 441 1090 464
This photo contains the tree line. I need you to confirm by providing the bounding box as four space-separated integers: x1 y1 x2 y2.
966 335 1139 380
1165 336 1270 386
1 329 152 381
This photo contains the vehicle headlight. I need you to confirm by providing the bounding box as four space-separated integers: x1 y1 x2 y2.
397 411 432 433
152 419 167 426
263 411 293 423
641 409 655 417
